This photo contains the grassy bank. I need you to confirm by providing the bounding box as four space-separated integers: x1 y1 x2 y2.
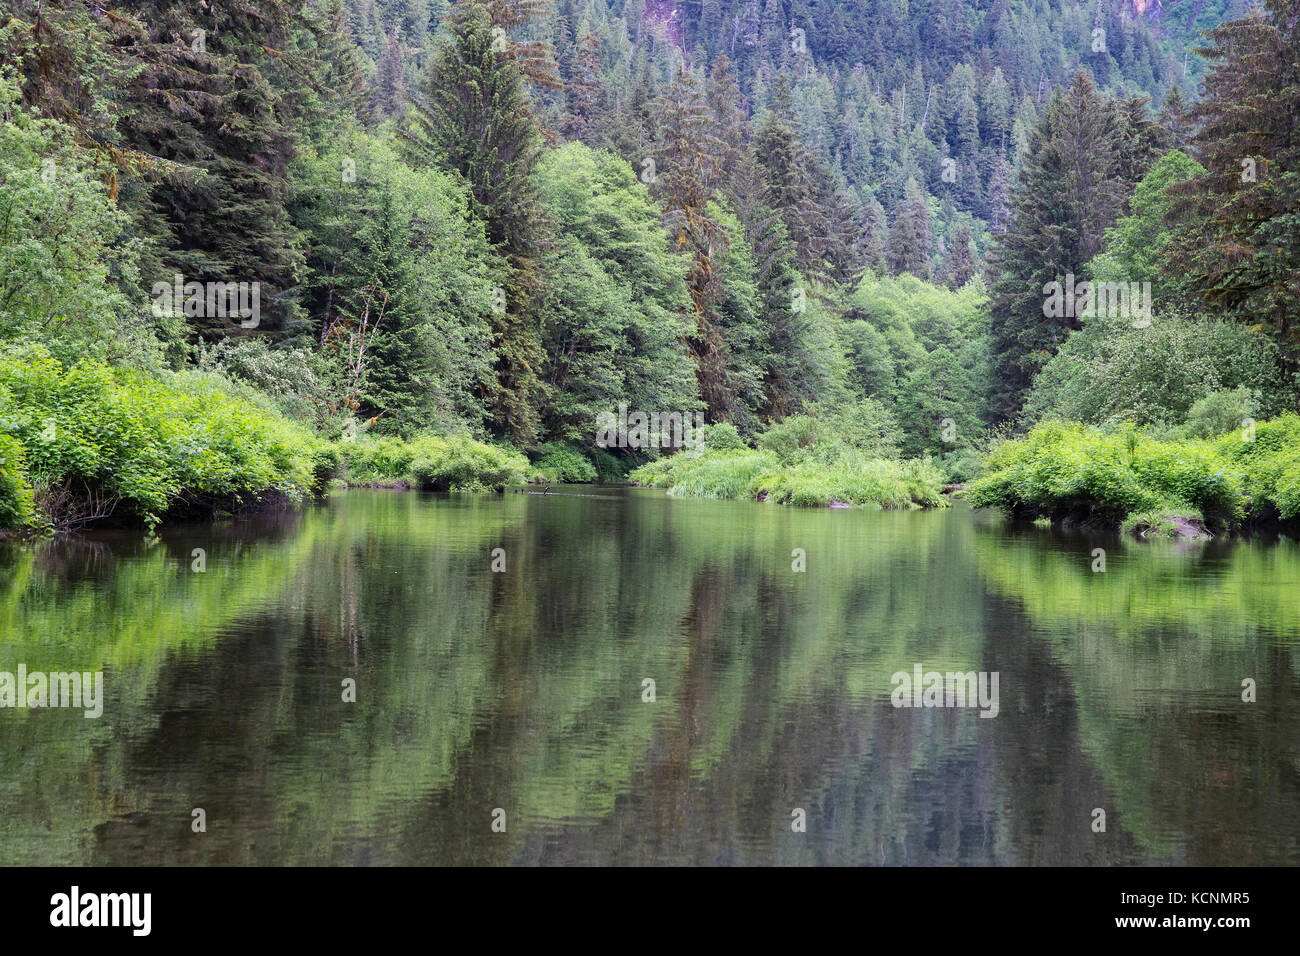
338 434 531 491
0 348 532 534
968 416 1300 536
630 419 947 510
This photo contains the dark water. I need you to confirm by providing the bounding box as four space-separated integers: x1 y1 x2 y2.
1 488 1297 865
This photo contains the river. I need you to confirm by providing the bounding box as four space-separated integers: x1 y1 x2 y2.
1 488 1296 865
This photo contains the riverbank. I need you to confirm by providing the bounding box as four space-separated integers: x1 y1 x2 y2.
630 442 947 510
0 349 532 534
967 416 1300 537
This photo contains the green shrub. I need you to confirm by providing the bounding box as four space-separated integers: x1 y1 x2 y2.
1213 414 1300 520
700 422 747 451
753 457 946 509
1179 387 1259 440
969 420 1244 529
658 449 779 500
756 416 824 462
0 433 39 532
629 445 947 510
824 399 903 459
341 433 529 491
0 346 330 530
533 442 597 483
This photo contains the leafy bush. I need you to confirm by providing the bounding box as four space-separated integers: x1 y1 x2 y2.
0 432 38 532
1179 387 1259 440
0 346 332 530
756 416 824 462
340 433 530 491
753 458 946 509
1213 414 1300 520
0 75 180 370
968 420 1244 529
700 422 747 451
649 449 780 500
1022 314 1294 429
533 442 597 483
823 399 903 459
195 338 328 426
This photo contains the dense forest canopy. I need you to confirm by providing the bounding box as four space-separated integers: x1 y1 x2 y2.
0 0 1297 531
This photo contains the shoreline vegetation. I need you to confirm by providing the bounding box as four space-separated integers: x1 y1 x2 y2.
628 419 948 510
0 352 1296 539
3 2 1299 545
967 417 1300 538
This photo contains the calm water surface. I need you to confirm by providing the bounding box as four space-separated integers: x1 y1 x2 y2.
1 488 1297 865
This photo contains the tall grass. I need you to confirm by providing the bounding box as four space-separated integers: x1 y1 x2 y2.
339 434 531 491
630 445 947 510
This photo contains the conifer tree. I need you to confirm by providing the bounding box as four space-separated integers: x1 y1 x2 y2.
940 224 977 289
1165 0 1300 370
405 0 547 442
885 179 932 279
987 71 1126 420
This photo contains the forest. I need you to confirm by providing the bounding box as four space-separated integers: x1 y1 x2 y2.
0 0 1297 536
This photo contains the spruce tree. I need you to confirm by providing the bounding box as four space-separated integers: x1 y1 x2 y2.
987 71 1126 420
109 0 311 337
405 0 547 443
1165 0 1300 371
885 179 932 279
940 224 977 289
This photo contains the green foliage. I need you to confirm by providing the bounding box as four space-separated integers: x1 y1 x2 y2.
1120 507 1208 540
631 448 779 500
1164 0 1300 371
1178 388 1260 441
339 433 530 491
988 72 1165 420
1213 415 1300 521
630 443 945 510
1022 314 1293 429
756 415 824 462
0 432 38 532
532 143 699 445
0 346 331 530
0 74 170 367
292 129 500 436
1087 150 1206 310
403 0 546 442
589 448 630 483
753 458 947 510
633 412 947 509
968 420 1249 530
700 422 747 451
533 443 597 483
842 272 989 461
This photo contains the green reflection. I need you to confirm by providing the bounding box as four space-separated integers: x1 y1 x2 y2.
0 492 1294 865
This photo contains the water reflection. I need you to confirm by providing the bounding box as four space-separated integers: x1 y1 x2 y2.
0 489 1295 864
